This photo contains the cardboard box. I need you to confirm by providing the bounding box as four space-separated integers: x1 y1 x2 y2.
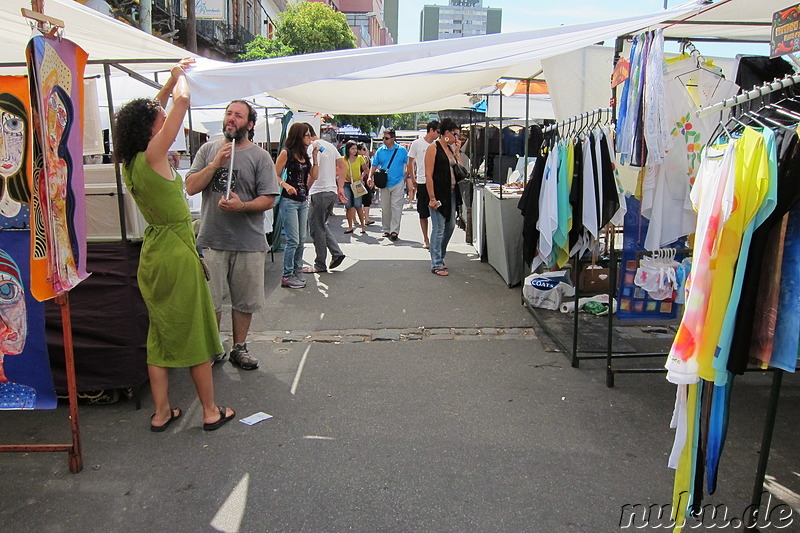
578 265 610 294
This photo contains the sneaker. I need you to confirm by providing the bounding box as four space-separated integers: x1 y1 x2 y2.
281 275 305 289
294 270 306 283
229 343 259 370
211 335 227 366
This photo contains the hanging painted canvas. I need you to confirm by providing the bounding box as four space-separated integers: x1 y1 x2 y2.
0 230 56 409
26 34 89 300
0 76 33 231
0 75 55 409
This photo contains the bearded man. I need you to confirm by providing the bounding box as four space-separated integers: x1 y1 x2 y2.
185 100 280 371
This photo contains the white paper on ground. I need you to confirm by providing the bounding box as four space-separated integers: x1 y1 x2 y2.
239 412 273 425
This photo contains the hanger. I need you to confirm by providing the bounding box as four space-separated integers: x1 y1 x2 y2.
765 102 800 121
21 8 64 38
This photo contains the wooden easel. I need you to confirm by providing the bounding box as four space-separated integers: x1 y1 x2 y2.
0 4 83 474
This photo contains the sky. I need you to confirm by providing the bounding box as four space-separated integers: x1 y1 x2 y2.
395 0 769 57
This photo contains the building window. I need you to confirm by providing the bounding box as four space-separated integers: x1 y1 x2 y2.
246 1 253 33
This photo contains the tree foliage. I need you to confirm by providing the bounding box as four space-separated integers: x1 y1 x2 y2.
328 113 432 136
239 1 356 61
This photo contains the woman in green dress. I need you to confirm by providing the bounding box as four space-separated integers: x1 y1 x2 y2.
113 60 235 432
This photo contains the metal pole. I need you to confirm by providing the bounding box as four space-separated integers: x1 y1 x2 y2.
745 370 784 528
265 108 272 156
523 78 531 185
499 90 503 198
484 96 490 180
104 63 129 242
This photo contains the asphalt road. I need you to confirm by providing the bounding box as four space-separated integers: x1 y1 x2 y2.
1 204 798 533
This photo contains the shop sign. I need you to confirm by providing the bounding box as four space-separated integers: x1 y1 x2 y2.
771 4 800 57
183 0 226 20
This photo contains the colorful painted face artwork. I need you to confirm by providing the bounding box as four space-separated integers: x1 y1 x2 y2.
26 34 89 300
0 77 56 410
0 77 33 230
0 231 56 410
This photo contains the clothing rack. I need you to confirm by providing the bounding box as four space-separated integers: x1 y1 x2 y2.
604 241 692 388
689 82 798 530
523 229 618 369
695 73 800 118
541 108 613 134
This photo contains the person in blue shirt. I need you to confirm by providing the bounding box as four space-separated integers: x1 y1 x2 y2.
368 128 408 241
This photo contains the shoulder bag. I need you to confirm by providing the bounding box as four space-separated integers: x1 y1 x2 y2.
372 147 398 189
449 144 469 182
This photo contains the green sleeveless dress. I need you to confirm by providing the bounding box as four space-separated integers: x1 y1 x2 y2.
124 153 222 367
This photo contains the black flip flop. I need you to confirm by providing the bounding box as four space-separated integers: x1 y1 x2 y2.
203 406 236 431
150 407 182 432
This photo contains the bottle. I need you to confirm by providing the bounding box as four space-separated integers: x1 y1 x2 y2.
314 140 325 153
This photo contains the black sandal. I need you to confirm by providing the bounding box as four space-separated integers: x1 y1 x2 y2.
203 406 235 431
150 407 182 432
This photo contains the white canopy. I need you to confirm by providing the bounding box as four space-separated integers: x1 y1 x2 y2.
1 0 785 118
186 0 710 112
1 0 193 75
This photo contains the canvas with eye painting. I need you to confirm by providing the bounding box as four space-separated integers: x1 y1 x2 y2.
0 75 56 409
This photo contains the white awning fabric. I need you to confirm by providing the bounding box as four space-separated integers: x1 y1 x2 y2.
185 0 710 112
2 0 194 76
0 0 784 117
658 0 782 42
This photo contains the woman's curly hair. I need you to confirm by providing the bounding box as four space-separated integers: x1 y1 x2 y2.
113 98 161 168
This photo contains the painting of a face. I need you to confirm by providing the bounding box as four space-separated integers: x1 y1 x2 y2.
0 268 26 356
46 90 67 153
0 109 24 179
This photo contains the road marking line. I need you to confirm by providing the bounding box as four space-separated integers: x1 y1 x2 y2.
290 345 311 395
210 473 249 533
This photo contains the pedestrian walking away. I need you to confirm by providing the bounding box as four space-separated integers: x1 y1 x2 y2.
185 99 280 370
304 124 346 273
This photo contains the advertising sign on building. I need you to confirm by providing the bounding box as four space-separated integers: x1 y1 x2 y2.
184 0 226 20
771 4 800 57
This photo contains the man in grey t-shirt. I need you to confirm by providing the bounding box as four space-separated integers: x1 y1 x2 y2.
186 100 280 370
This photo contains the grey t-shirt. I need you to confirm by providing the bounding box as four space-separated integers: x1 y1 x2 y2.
188 140 280 252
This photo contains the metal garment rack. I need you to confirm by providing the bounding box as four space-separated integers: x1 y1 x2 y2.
541 107 613 134
695 73 800 119
696 70 800 531
604 242 693 388
522 105 617 369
